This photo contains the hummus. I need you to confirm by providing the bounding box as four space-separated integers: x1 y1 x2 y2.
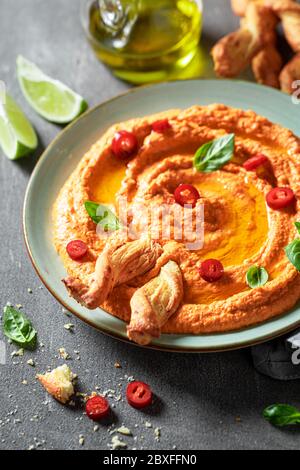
53 104 300 339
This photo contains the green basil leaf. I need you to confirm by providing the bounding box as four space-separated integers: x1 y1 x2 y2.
285 239 300 271
85 201 121 232
246 266 269 289
193 133 235 173
263 404 300 426
3 306 37 349
295 222 300 234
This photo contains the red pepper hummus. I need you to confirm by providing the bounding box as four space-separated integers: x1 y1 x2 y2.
53 104 300 345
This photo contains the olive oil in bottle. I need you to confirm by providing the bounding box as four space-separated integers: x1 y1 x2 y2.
84 0 203 83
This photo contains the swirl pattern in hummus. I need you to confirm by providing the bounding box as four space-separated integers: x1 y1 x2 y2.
53 104 300 336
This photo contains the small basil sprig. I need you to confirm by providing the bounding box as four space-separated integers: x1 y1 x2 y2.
3 306 37 349
285 239 300 271
85 201 121 232
193 133 235 173
263 404 300 426
246 266 269 289
284 222 300 271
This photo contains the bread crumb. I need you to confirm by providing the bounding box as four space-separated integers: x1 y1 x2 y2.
11 349 24 357
111 435 127 450
117 426 132 436
58 348 71 360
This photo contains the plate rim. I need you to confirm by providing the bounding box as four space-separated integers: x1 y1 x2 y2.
23 78 300 353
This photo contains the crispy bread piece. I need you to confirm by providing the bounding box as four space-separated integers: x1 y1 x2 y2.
36 364 75 404
272 0 300 52
63 237 162 309
212 3 278 77
252 44 283 87
127 261 183 346
279 52 300 93
212 29 256 77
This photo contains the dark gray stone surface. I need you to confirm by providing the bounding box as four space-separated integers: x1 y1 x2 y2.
0 0 299 451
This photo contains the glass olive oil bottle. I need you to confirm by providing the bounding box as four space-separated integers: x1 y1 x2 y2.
82 0 203 83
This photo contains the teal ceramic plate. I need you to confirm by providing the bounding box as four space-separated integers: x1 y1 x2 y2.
24 79 300 352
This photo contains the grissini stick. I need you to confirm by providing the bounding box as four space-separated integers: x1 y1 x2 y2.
128 260 183 346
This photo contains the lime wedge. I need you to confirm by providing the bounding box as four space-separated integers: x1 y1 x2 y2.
17 56 88 124
0 93 38 160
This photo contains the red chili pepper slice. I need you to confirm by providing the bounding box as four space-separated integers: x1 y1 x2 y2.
86 395 110 421
243 153 269 171
174 184 201 208
266 187 295 210
112 130 138 159
200 259 224 283
126 381 152 409
66 240 88 261
152 119 171 133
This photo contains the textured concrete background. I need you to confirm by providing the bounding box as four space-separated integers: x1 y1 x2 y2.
0 0 300 451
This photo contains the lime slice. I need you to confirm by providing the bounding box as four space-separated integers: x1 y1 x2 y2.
17 56 88 124
0 93 38 160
